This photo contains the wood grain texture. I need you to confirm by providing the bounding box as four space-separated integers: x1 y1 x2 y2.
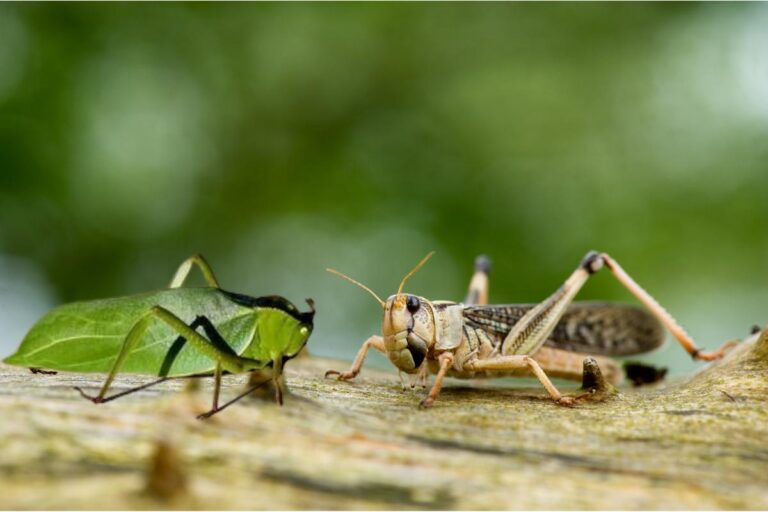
1 328 767 510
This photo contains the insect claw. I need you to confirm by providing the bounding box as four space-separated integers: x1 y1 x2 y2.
325 369 356 381
74 386 103 404
196 410 215 420
419 397 434 409
556 396 577 407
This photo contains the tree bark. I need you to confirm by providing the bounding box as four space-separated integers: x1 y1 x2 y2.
1 328 767 510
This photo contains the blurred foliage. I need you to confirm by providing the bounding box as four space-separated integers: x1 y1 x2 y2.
1 3 767 374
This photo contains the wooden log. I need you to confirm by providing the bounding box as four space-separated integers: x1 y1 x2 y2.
0 328 767 510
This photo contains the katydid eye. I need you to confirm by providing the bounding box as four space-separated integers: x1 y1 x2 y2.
406 295 420 313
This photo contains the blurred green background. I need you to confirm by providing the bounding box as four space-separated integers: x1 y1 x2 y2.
1 3 766 378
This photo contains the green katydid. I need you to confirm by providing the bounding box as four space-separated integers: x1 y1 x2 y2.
3 255 315 418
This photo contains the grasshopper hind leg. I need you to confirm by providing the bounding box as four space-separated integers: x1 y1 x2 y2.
500 251 737 363
465 255 491 305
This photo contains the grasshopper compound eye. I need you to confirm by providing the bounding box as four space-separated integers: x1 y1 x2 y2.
406 295 420 313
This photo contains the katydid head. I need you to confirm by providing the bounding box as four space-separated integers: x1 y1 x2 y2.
235 295 315 367
327 252 437 374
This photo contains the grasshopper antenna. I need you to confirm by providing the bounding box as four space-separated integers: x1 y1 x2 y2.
326 268 385 308
397 251 435 296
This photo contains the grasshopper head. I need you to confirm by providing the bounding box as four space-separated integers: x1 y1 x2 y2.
381 293 435 373
327 251 437 374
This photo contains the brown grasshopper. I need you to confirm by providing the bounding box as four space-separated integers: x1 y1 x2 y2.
325 251 737 408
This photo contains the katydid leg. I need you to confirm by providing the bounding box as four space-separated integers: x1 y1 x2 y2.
197 375 272 420
75 306 261 404
211 362 223 410
74 374 210 404
325 335 385 381
169 254 220 288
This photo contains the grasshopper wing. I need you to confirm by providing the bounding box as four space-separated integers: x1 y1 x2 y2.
463 301 664 356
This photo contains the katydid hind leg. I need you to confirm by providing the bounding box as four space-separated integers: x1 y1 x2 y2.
74 374 212 404
169 254 220 289
76 306 259 404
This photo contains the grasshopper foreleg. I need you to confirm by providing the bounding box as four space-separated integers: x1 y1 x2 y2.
325 335 385 381
419 352 455 408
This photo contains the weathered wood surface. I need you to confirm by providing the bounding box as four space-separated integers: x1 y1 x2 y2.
1 328 767 510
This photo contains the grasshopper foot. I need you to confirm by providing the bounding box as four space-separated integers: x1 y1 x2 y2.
324 369 357 381
419 397 435 409
74 387 104 404
692 340 740 362
556 396 577 407
196 410 216 420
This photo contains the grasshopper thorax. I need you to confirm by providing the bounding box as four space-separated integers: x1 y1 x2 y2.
382 294 435 373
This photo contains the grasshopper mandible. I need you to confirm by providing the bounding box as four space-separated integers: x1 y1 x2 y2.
326 251 737 408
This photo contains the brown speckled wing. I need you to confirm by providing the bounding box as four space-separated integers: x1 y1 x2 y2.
462 301 664 356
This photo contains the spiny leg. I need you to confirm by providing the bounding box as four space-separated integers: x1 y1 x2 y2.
501 252 601 357
325 335 385 381
465 255 491 305
464 354 576 406
599 253 736 361
74 373 211 404
76 306 260 405
501 251 736 362
419 352 454 408
169 254 220 289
